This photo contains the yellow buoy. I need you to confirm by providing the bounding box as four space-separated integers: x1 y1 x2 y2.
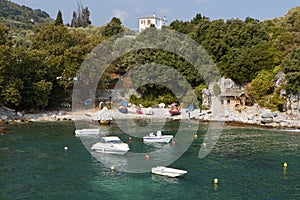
283 162 288 168
194 134 198 139
214 178 219 184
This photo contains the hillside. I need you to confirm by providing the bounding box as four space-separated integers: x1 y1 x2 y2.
0 0 52 29
0 2 299 113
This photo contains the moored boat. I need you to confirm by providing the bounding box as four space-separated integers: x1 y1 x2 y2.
75 128 100 137
91 136 130 155
151 166 187 177
143 131 173 144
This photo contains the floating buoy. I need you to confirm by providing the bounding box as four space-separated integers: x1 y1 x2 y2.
283 162 288 168
202 143 207 147
111 165 115 171
64 146 68 151
214 178 219 184
129 137 132 142
145 154 150 160
172 140 176 145
194 134 198 139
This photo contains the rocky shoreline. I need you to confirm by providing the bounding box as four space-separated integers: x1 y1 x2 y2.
0 106 299 132
0 106 73 124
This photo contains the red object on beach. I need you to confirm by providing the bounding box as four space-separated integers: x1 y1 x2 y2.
169 106 180 116
136 107 143 114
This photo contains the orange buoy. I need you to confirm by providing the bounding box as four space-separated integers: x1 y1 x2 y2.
145 154 150 160
172 140 176 145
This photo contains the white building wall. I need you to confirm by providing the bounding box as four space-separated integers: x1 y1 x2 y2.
138 15 167 32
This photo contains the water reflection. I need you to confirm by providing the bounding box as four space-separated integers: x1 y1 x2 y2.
151 174 180 184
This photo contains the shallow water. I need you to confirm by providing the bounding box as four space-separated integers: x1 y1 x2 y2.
0 121 299 200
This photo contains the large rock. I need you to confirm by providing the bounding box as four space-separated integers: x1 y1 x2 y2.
17 111 23 117
261 117 273 124
261 110 273 118
248 114 254 120
0 115 8 121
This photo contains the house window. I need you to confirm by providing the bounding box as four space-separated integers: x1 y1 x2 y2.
227 99 230 104
147 20 151 25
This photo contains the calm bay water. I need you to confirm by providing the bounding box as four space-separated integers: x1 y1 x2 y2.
1 121 299 200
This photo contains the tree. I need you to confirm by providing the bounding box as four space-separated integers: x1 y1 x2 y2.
0 23 19 107
33 80 53 109
70 2 91 28
248 70 274 106
282 47 300 93
0 23 9 45
54 10 63 26
71 11 78 27
102 17 124 36
1 79 23 107
81 7 91 27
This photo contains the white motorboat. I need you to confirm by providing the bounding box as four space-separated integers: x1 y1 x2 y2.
91 136 130 155
75 129 100 137
143 131 173 144
151 166 187 178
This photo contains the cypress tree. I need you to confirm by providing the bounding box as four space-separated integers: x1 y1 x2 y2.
54 10 63 26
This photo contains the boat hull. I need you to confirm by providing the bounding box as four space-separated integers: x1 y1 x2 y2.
91 139 130 155
151 166 187 178
75 129 100 137
92 148 128 155
143 135 173 144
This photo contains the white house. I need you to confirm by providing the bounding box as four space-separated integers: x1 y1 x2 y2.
138 14 167 32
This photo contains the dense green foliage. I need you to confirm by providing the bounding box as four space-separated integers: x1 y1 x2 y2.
0 22 108 110
169 10 300 110
283 47 300 93
0 2 299 112
102 17 124 36
170 15 277 84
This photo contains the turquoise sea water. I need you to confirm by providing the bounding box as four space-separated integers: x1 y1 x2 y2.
0 121 299 200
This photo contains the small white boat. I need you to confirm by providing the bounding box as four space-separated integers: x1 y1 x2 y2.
151 166 187 178
75 129 100 137
143 131 173 144
91 136 130 155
